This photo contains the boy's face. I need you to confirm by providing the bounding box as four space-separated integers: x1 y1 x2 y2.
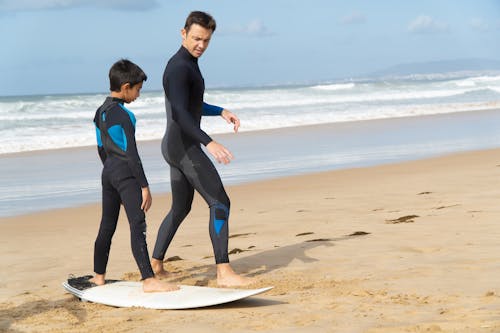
181 23 213 58
123 82 143 103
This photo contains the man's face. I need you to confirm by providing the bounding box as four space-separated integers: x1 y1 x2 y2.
181 23 213 58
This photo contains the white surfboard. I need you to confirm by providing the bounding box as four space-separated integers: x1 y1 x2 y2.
62 275 273 309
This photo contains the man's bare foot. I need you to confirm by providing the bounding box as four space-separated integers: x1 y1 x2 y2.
142 277 179 293
89 274 105 286
151 258 171 279
216 263 254 287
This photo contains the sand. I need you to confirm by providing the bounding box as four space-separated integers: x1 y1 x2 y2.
2 148 500 332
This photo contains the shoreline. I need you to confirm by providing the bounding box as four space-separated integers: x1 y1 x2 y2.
1 145 500 221
2 107 500 217
2 106 500 158
2 147 500 332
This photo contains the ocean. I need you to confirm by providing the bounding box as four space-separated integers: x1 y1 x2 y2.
2 72 500 155
2 72 500 217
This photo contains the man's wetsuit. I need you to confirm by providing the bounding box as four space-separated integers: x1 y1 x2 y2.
93 96 154 280
152 46 230 264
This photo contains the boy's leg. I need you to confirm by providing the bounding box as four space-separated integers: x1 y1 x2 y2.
152 166 194 276
117 177 155 280
93 171 121 284
117 177 178 292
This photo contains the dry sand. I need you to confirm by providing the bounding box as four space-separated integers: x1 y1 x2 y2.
2 148 500 332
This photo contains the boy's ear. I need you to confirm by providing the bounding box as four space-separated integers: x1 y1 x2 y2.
121 82 131 91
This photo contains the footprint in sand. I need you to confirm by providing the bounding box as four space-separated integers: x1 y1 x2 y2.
386 215 419 224
229 248 250 255
434 204 460 210
305 238 333 242
165 256 183 262
347 231 371 237
296 232 314 237
229 233 256 239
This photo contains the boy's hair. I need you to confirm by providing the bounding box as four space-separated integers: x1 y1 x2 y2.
109 59 147 92
184 11 216 33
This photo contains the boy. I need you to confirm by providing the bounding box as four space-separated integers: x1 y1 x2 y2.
91 59 178 292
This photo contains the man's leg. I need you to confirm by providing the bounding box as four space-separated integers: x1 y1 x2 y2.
152 166 194 276
182 146 252 286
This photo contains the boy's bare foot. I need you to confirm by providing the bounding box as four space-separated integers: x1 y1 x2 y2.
142 277 179 293
89 274 105 286
216 263 254 287
151 258 171 279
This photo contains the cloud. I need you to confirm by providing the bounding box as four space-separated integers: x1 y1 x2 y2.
340 12 366 25
469 18 490 31
408 15 449 34
220 19 273 37
0 0 159 12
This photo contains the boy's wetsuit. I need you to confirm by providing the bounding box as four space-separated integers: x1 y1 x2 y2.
152 46 230 264
93 96 154 280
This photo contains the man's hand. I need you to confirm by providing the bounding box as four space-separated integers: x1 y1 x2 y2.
221 109 240 133
206 141 234 164
141 187 152 212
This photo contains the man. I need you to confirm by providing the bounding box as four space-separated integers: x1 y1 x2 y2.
152 11 251 287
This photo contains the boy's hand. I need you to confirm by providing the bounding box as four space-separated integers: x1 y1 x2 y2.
141 187 152 212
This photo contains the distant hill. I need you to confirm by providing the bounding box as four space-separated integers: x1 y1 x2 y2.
368 58 500 78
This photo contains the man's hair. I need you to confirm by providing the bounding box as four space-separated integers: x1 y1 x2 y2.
184 11 216 33
109 59 147 92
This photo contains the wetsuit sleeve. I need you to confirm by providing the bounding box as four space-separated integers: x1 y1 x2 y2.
166 65 213 146
202 102 223 116
120 113 149 188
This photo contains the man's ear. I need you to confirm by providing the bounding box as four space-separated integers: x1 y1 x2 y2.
181 28 187 41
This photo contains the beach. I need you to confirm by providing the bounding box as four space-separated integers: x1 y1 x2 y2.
4 2 500 331
2 140 500 332
5 2 500 331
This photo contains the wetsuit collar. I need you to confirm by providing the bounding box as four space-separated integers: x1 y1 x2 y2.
105 96 125 104
179 46 198 63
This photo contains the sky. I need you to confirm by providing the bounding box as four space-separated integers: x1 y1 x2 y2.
1 0 500 96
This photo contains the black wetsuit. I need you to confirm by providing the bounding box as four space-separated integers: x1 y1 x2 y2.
93 97 154 280
152 46 230 264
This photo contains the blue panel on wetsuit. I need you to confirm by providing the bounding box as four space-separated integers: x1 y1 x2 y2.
95 125 103 147
108 125 127 151
213 204 228 235
214 219 225 235
119 104 137 127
